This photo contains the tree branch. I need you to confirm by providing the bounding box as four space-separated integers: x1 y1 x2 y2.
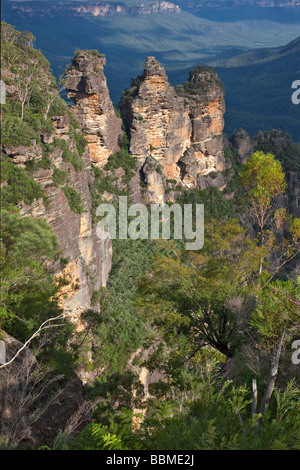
0 314 64 369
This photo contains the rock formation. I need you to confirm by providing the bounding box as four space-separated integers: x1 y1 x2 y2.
2 109 112 325
119 57 227 202
13 145 112 324
65 51 122 168
229 128 254 164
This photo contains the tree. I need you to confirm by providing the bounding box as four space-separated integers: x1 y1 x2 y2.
239 151 286 238
239 151 299 276
137 219 263 368
0 209 59 338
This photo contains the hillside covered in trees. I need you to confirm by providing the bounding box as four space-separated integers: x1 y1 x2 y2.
0 22 300 451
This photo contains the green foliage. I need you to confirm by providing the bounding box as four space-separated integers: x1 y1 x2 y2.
178 186 237 221
62 148 84 172
0 208 57 330
89 149 137 219
1 22 85 192
1 159 48 206
104 148 137 187
63 368 300 450
137 218 263 366
176 65 224 98
83 238 163 374
52 167 67 187
48 96 69 118
68 118 87 157
251 278 300 354
0 208 77 377
140 377 300 450
1 116 39 148
74 49 105 59
1 22 62 132
239 151 287 235
240 151 286 211
67 422 127 450
254 131 300 177
62 186 83 214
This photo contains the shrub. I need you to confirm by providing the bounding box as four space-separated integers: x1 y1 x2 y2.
62 186 83 214
52 167 67 187
62 149 84 172
1 159 48 206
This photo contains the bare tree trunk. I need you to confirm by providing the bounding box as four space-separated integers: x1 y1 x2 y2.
251 378 258 417
258 329 285 426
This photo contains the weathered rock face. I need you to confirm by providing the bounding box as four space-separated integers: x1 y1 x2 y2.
180 66 226 177
65 52 122 168
1 94 112 324
230 128 254 164
252 129 293 153
119 57 227 202
120 57 192 203
7 1 181 18
16 146 112 324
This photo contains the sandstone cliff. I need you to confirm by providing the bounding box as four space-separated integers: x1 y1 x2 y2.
65 51 122 168
119 57 227 203
2 64 112 324
3 142 112 325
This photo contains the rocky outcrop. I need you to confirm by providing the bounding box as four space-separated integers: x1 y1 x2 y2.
119 57 192 203
7 0 298 21
119 57 227 202
252 129 293 153
65 51 122 168
178 66 226 178
230 128 254 164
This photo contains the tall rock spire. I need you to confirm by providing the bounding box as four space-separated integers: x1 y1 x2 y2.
65 51 122 167
119 57 228 202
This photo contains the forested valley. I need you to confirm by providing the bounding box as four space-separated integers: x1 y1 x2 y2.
0 22 299 451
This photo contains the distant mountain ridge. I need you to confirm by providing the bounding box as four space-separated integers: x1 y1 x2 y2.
4 0 300 18
211 36 300 67
210 36 300 140
3 1 181 17
4 0 300 5
174 0 300 8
